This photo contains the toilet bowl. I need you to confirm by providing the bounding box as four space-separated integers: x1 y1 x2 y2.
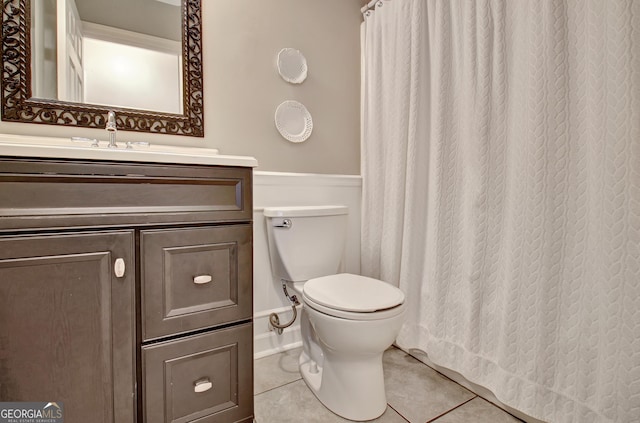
297 274 405 421
264 206 406 421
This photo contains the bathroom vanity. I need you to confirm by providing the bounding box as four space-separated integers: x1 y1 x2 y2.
0 140 256 423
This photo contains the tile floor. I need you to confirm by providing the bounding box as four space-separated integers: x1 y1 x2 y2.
254 347 523 423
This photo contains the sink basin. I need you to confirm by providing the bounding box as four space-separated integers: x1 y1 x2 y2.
0 134 257 167
122 142 219 155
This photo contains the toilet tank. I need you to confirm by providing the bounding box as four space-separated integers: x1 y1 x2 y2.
264 205 348 282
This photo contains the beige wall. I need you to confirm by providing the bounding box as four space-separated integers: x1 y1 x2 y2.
206 0 362 174
0 0 362 175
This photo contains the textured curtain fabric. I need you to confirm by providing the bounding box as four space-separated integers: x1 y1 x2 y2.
361 1 640 422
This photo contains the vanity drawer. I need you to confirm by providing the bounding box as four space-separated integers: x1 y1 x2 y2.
142 323 253 423
0 159 252 230
141 225 252 340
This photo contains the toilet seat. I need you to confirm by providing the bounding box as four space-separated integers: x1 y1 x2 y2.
302 273 405 321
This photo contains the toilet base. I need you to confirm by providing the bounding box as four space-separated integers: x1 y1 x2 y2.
299 349 387 421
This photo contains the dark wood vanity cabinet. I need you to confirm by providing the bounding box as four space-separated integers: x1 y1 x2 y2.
0 231 136 423
0 158 254 423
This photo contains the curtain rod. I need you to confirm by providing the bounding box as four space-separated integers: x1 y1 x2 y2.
361 0 382 14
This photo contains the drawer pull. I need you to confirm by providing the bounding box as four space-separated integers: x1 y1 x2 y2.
114 258 126 278
194 378 213 393
193 275 212 285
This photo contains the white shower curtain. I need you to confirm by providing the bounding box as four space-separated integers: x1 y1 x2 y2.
361 1 640 423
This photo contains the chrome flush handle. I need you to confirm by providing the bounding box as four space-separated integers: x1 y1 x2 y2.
273 218 292 229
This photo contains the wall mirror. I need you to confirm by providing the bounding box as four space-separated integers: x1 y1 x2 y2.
1 0 204 136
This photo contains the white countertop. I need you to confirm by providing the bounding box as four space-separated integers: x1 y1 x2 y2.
0 134 258 167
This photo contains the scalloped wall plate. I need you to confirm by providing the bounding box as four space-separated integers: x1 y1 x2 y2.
277 48 308 84
274 100 313 143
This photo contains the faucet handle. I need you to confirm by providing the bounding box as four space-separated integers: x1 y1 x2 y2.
106 111 117 132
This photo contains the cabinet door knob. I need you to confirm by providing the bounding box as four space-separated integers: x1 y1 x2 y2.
114 258 126 278
194 378 213 393
193 275 212 285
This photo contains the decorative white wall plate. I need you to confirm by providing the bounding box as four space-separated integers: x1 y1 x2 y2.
277 48 308 84
274 100 313 143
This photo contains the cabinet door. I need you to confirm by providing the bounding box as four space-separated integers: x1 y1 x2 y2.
0 231 135 423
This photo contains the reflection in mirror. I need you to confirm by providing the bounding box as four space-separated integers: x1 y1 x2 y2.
1 0 204 136
31 0 182 114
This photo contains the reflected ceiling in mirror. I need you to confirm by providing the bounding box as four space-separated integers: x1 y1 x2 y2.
1 0 204 136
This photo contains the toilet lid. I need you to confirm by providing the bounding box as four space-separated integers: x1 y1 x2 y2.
303 273 404 313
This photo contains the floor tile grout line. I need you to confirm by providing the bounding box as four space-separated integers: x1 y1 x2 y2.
399 348 525 421
471 397 525 422
386 403 411 422
424 395 478 423
400 348 477 398
401 350 524 422
253 376 303 397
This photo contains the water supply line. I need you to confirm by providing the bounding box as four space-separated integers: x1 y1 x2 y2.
269 281 300 335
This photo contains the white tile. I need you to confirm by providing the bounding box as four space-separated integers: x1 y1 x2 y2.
254 347 520 423
383 348 475 423
255 379 407 423
254 347 302 395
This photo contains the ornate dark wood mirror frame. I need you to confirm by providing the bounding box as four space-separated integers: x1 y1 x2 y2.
1 0 204 137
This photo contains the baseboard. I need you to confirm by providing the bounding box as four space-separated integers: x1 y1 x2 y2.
254 306 303 359
254 331 302 359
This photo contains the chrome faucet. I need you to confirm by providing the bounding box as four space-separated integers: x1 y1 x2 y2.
106 111 117 148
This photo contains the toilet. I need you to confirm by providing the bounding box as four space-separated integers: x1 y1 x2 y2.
264 205 406 421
